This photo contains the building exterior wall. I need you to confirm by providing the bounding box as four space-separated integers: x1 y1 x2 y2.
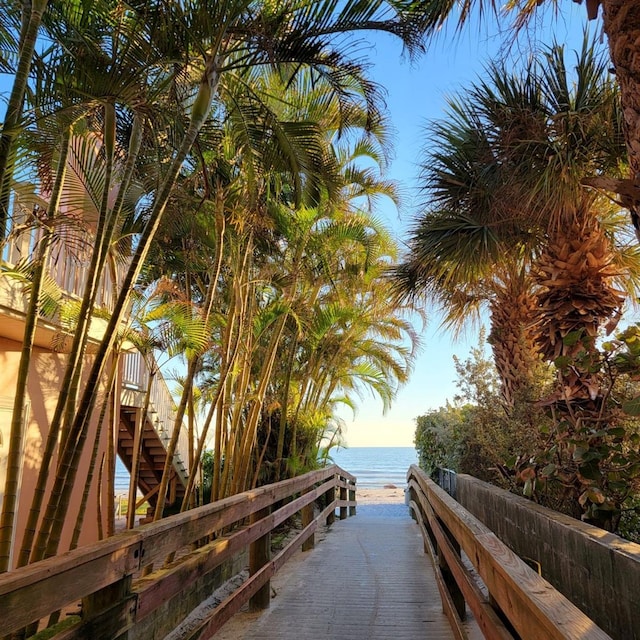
0 335 114 569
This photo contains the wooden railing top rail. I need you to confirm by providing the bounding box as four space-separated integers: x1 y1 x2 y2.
0 465 356 638
406 465 611 640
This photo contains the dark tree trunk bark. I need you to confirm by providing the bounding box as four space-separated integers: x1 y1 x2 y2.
602 1 640 220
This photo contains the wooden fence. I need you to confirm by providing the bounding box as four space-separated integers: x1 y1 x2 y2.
0 466 356 640
406 465 611 640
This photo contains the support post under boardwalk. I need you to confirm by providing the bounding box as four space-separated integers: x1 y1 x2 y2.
81 575 135 640
349 486 356 516
438 517 465 620
326 481 336 525
339 484 347 520
302 488 315 551
249 506 271 610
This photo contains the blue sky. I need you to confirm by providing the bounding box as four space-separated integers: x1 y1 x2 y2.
339 4 599 447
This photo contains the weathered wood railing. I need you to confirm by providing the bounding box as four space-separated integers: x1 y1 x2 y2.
406 465 611 640
0 466 356 640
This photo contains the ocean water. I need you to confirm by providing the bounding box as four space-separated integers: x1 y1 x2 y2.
329 446 418 488
115 446 418 493
115 459 131 494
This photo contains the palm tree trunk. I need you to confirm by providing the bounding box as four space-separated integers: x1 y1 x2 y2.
70 355 118 547
180 346 237 510
234 312 288 493
487 273 538 407
602 1 640 231
0 0 49 239
274 331 298 481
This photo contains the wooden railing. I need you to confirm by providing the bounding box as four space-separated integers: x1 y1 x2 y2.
2 219 119 311
406 465 611 640
0 466 356 640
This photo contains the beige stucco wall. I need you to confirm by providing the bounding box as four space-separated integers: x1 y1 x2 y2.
0 335 114 569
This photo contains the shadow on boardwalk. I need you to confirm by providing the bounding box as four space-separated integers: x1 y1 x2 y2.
213 503 455 640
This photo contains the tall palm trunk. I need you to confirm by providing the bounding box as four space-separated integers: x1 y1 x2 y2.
601 1 640 230
0 124 71 572
0 0 49 239
68 355 117 552
274 329 299 481
487 274 539 407
233 311 288 493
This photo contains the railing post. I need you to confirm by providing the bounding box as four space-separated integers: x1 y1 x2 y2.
339 479 348 520
249 506 271 610
326 476 336 525
302 488 315 551
348 482 356 516
80 575 136 640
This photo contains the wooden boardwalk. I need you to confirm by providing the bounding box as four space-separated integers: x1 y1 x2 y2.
215 503 455 640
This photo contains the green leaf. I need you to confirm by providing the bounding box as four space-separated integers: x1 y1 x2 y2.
541 463 556 477
573 446 588 462
622 397 640 416
563 331 582 347
578 463 600 481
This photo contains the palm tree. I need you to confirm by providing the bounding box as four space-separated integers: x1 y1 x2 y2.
393 39 640 407
391 96 542 406
416 0 640 239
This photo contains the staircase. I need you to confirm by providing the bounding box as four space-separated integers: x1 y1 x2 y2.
119 351 190 518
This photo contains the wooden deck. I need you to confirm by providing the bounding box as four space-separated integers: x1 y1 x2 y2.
214 503 455 640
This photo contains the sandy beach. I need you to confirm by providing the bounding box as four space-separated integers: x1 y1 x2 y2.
356 485 406 505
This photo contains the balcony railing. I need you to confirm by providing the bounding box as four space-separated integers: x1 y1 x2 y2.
2 213 189 485
2 214 118 311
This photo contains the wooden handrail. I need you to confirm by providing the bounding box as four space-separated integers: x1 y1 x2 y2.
406 465 611 640
0 466 357 639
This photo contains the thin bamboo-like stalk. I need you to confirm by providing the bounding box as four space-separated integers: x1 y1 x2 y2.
71 354 119 546
0 123 72 572
19 115 144 568
0 0 49 238
35 60 220 560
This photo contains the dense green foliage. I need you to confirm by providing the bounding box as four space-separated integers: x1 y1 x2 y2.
415 331 640 541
